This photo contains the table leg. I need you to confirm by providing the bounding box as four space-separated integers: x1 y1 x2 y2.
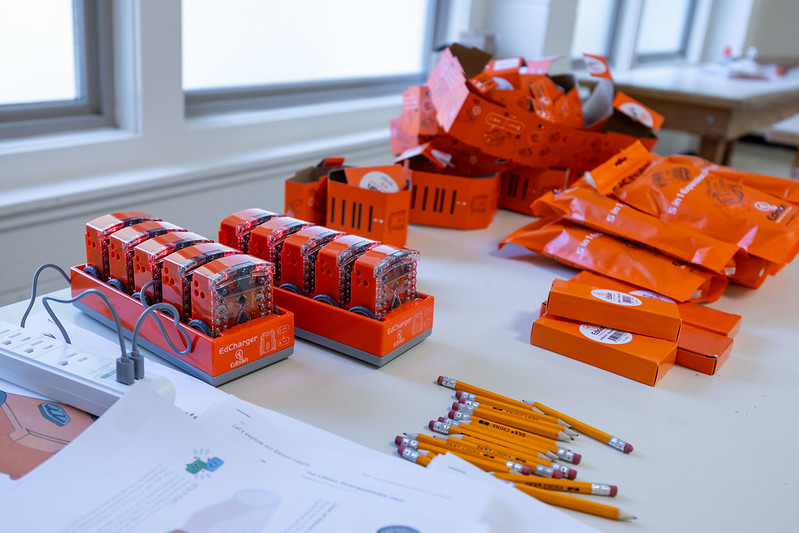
698 137 735 165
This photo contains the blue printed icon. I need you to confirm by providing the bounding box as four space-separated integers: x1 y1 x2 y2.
205 457 224 472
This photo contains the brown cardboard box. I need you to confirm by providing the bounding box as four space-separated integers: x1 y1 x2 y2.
531 314 676 386
546 278 682 341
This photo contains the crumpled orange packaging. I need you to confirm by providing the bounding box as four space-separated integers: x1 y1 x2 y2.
587 142 799 266
531 185 770 288
499 218 727 302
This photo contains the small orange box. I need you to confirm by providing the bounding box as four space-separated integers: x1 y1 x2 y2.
499 167 573 215
531 314 676 386
676 303 741 338
284 158 347 225
546 278 682 341
326 167 411 246
676 324 733 375
570 270 742 338
406 169 500 229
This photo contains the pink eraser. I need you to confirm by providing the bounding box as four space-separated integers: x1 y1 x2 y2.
572 453 582 465
447 410 457 419
455 390 464 399
521 466 532 475
437 376 445 385
566 468 577 480
397 445 407 455
394 435 404 445
624 443 634 454
551 469 563 479
452 401 461 410
428 420 436 430
609 485 618 497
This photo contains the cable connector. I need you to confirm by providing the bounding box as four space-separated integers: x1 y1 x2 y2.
116 356 135 385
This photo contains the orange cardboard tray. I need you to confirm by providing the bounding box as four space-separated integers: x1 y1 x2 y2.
70 265 294 386
407 170 500 229
274 287 434 366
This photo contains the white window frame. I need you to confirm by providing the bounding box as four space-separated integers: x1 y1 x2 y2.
0 0 115 140
0 1 462 196
571 0 708 72
184 0 440 117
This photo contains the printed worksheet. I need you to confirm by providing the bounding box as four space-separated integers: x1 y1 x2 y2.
0 382 487 532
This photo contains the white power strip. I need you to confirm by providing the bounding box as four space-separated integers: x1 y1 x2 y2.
0 320 169 416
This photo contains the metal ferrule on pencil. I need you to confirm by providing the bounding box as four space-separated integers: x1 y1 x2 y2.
592 483 615 496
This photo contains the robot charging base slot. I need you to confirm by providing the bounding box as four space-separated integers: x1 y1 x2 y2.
274 287 434 365
69 264 295 386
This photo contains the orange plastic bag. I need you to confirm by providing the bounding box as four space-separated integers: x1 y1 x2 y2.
499 218 727 303
587 142 799 265
713 165 799 206
531 185 771 288
532 186 739 273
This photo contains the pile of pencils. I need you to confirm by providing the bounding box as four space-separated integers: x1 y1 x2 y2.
393 376 636 521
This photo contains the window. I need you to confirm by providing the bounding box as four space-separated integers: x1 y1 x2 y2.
182 0 437 116
570 0 697 70
570 0 619 61
0 0 114 140
635 0 696 63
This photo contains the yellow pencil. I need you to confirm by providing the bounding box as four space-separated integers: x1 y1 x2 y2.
451 403 575 440
401 433 572 479
532 402 633 454
438 376 633 453
430 419 562 460
401 436 539 476
492 472 617 496
510 482 635 520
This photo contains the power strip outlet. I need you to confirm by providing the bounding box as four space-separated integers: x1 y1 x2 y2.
1 320 137 416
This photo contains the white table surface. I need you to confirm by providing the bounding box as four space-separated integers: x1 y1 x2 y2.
3 208 798 532
592 63 799 103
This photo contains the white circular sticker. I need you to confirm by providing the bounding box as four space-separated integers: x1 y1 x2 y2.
492 77 514 90
579 324 632 345
430 149 452 167
584 57 608 76
618 102 654 127
359 171 400 193
591 289 642 307
629 289 674 303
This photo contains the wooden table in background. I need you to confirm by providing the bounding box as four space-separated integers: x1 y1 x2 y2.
582 64 799 164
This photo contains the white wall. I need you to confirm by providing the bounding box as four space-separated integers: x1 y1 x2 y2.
744 0 799 58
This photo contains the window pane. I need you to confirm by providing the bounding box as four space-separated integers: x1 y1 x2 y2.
636 0 692 55
182 0 431 91
0 1 77 105
571 0 616 59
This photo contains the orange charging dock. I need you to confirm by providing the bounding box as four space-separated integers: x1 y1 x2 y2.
70 265 294 386
274 287 434 366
